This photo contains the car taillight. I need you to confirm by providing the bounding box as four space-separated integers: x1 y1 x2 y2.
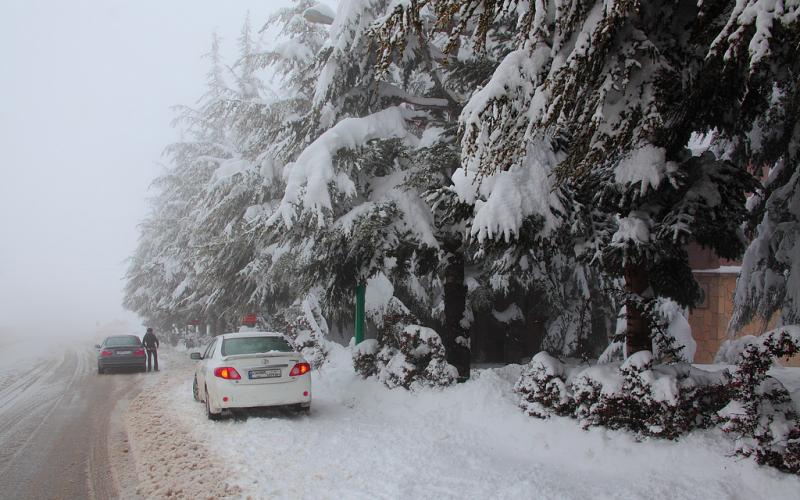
289 363 310 377
214 367 241 380
100 350 113 357
133 349 145 356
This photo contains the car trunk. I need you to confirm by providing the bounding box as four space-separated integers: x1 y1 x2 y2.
222 352 301 385
109 346 143 359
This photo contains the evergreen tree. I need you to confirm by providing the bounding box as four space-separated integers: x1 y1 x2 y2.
731 117 800 331
384 0 796 357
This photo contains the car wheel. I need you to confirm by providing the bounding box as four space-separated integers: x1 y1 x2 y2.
205 388 222 421
192 377 200 402
98 366 104 375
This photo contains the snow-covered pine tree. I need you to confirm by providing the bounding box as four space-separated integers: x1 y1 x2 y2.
728 17 800 332
398 0 796 357
125 19 281 333
179 16 282 329
260 0 470 381
125 3 337 336
732 162 800 332
124 32 235 333
373 0 619 361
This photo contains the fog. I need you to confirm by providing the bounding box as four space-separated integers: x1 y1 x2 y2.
0 0 292 340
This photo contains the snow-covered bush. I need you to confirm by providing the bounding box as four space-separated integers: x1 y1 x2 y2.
352 339 379 378
352 297 457 389
514 352 574 418
718 329 800 473
281 293 331 368
520 327 800 473
516 351 730 439
574 353 729 439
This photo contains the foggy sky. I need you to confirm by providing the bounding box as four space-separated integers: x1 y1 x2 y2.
0 0 294 339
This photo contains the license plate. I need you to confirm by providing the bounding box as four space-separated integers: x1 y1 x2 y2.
249 368 281 379
117 350 132 355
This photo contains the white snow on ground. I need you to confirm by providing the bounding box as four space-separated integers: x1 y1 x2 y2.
126 351 243 499
128 346 800 499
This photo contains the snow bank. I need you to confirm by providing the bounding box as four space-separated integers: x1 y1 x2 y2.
126 350 242 498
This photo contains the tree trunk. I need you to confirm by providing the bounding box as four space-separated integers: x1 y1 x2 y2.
624 263 651 356
442 237 470 381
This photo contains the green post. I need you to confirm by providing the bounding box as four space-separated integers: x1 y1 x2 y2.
355 283 365 345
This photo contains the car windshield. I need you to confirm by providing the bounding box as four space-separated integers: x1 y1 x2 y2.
221 336 293 356
105 336 141 347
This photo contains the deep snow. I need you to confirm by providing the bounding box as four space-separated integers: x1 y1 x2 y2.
126 346 800 499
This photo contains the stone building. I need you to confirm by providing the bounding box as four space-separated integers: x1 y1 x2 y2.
687 244 796 366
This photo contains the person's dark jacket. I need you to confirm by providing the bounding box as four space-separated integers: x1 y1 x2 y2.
143 331 159 350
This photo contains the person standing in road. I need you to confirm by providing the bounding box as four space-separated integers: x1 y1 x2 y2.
143 327 160 372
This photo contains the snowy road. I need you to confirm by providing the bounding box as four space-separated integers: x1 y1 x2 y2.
0 339 142 499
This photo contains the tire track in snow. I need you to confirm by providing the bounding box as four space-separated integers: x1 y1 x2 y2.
0 349 77 470
0 351 62 414
126 350 242 499
0 344 145 499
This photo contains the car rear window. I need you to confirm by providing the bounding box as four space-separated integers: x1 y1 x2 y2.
105 336 141 347
221 337 293 356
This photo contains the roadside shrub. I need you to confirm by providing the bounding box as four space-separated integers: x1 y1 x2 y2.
352 339 379 378
515 352 574 418
718 329 800 473
281 293 331 368
351 298 457 389
515 351 729 439
516 328 800 474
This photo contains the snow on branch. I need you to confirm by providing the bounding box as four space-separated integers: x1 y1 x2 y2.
377 82 450 109
709 0 799 66
269 106 422 228
452 137 564 242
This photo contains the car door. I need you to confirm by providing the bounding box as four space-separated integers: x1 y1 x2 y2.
197 339 217 393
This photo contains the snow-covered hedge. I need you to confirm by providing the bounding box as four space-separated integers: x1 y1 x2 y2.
517 328 800 473
516 351 729 439
352 298 457 389
514 352 575 418
718 329 800 473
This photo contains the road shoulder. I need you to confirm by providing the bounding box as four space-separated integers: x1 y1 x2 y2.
124 349 242 498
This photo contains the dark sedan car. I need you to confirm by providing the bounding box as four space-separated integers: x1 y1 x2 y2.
96 335 147 374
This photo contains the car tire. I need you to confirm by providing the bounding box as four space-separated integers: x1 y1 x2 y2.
193 377 200 402
205 388 222 421
98 366 104 375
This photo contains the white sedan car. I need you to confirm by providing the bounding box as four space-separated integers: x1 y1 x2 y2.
190 332 311 419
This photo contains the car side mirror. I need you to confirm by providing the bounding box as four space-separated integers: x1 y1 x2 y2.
190 352 202 360
94 344 101 349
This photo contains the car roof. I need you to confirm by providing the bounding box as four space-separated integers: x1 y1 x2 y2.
219 331 286 340
105 335 140 339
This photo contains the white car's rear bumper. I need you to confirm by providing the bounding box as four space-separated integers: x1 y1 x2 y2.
208 376 311 410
